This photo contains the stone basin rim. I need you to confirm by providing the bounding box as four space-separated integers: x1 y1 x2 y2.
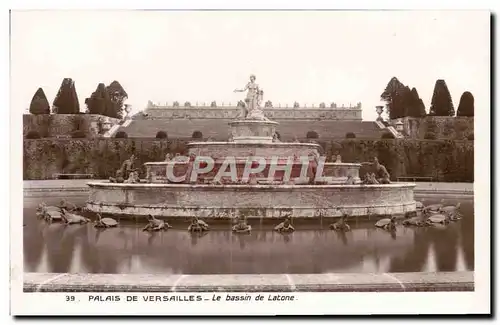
228 120 280 125
143 161 363 167
86 182 416 189
187 142 321 148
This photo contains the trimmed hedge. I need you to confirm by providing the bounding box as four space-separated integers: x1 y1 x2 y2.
23 138 474 182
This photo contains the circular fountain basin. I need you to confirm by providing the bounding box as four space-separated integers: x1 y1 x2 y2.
86 182 417 218
144 160 362 184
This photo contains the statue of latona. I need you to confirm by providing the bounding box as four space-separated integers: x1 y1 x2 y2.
233 74 269 121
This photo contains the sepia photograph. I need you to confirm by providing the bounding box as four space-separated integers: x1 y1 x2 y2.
9 6 491 316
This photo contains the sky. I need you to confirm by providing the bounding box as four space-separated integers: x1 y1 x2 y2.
10 10 490 121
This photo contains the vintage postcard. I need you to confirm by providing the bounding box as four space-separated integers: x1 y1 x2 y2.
10 7 490 316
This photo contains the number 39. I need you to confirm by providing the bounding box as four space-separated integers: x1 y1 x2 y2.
66 295 75 301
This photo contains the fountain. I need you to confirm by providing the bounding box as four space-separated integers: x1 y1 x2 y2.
86 75 417 219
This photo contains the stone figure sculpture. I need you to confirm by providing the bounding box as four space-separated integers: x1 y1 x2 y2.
361 157 391 184
232 215 252 234
109 170 125 183
120 155 136 177
233 75 269 121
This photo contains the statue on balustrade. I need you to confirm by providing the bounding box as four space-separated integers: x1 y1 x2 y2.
319 102 326 108
265 100 273 108
211 101 217 107
294 102 300 108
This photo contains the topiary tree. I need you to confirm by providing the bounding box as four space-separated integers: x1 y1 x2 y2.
380 77 407 119
306 131 319 139
52 78 80 114
25 130 41 139
29 88 50 114
456 91 474 117
381 132 395 139
115 131 128 138
192 131 203 139
345 132 356 139
406 87 426 117
106 80 128 119
429 79 455 116
156 131 168 139
85 83 114 117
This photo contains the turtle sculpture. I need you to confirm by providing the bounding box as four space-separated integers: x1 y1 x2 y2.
232 215 252 234
274 218 295 233
38 205 63 222
94 213 119 228
415 201 425 211
58 199 80 212
440 202 462 221
60 209 91 225
402 212 432 227
375 215 397 231
329 213 351 232
142 215 171 232
37 202 60 216
426 213 450 225
187 217 210 233
425 199 446 212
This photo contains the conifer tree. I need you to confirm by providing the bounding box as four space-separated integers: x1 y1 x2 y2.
456 91 474 117
85 83 115 117
29 88 50 114
429 79 455 116
380 77 407 119
406 87 426 117
106 80 128 119
52 78 80 114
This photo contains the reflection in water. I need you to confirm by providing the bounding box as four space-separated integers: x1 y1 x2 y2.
23 199 474 275
423 243 437 273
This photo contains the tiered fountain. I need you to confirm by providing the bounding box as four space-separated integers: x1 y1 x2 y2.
86 76 416 219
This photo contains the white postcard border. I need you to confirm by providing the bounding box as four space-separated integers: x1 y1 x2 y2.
6 1 493 317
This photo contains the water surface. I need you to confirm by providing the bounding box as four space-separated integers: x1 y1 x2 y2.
23 197 474 274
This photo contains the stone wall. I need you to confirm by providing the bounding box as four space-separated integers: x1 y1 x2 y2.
393 116 474 140
23 138 474 182
142 106 362 120
23 114 121 138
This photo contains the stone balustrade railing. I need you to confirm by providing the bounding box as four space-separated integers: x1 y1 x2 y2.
146 101 362 110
